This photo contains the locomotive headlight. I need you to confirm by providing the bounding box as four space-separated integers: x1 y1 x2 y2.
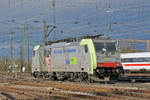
97 63 103 67
115 63 120 66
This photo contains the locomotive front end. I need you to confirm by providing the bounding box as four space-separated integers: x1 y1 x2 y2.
93 40 123 80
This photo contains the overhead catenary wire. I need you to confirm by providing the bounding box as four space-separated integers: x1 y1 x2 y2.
0 0 148 33
0 0 149 47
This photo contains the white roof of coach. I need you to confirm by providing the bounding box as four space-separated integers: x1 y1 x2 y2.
120 52 150 58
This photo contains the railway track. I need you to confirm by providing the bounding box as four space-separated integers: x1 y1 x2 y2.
0 72 150 100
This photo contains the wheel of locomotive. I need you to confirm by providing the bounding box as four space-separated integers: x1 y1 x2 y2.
74 72 81 82
68 72 75 82
33 72 41 78
49 72 57 81
32 72 37 78
81 72 89 82
56 72 66 81
42 72 50 80
50 76 57 81
109 73 117 81
88 75 95 83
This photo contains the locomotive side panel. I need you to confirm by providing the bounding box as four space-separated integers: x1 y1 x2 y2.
51 45 91 73
51 47 66 71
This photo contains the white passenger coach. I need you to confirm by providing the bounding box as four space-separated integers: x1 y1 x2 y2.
120 52 150 71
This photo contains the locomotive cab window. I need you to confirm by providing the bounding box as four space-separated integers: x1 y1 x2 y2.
106 42 116 53
94 42 104 53
44 49 51 57
94 42 117 55
33 51 35 56
84 45 88 53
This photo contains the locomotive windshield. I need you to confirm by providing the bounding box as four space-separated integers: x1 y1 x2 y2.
94 42 117 55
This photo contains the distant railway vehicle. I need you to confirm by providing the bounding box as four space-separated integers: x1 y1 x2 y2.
32 39 123 82
121 52 150 72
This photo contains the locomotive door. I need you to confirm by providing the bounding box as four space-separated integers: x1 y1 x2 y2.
80 45 91 74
